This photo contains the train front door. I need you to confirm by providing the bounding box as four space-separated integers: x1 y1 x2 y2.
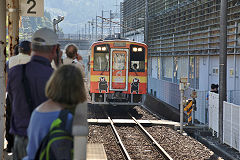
110 49 129 91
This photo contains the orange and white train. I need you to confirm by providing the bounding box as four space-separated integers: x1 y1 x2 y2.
89 39 148 106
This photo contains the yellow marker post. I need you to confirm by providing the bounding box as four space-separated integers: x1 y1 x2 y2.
184 100 193 111
184 100 193 124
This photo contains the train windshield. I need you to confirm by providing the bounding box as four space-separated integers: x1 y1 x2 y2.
93 45 110 71
130 45 145 72
93 53 109 71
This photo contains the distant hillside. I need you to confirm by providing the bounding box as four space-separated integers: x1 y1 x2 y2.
45 0 122 34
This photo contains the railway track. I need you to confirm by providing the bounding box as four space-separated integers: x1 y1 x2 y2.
88 105 215 160
106 111 174 160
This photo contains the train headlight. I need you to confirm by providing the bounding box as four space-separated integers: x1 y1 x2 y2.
133 47 138 52
138 47 143 52
97 47 102 51
102 47 107 51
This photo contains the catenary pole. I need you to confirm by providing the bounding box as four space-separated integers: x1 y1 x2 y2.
96 15 98 40
91 19 94 41
88 21 91 39
120 2 123 37
110 10 112 37
145 0 148 45
85 24 86 39
219 0 227 143
7 0 19 57
101 10 104 39
0 0 6 158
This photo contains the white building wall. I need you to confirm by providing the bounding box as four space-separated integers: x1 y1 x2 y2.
199 55 240 91
227 55 235 90
236 56 240 90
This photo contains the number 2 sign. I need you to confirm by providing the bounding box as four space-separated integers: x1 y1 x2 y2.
20 0 44 17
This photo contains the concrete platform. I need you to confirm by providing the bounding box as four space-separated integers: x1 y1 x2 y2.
3 143 107 160
87 143 107 160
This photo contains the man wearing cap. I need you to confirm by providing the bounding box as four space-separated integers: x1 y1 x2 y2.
8 40 31 69
7 28 60 160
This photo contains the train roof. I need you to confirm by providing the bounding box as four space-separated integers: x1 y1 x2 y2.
91 38 147 46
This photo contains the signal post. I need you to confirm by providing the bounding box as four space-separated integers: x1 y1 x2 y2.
190 90 197 124
179 77 190 134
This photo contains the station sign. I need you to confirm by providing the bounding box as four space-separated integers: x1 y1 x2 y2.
20 0 44 17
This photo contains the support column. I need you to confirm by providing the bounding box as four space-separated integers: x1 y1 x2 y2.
0 0 6 157
219 0 227 143
7 0 19 57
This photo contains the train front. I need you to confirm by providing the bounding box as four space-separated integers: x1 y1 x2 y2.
89 40 147 106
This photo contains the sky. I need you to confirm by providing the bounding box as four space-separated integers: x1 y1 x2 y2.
44 0 123 34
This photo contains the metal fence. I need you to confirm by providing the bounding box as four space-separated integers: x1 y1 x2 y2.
57 34 106 41
148 77 209 124
223 102 240 152
191 90 208 124
228 90 240 105
208 92 219 135
148 77 240 125
209 92 240 152
148 78 180 109
57 34 92 40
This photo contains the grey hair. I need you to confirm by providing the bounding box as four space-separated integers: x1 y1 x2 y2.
31 43 56 53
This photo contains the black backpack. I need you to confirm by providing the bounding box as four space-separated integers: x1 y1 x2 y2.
35 109 73 160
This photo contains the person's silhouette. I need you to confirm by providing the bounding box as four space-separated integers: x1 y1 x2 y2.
133 63 138 71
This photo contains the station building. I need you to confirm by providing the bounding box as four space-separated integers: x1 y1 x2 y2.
121 0 240 124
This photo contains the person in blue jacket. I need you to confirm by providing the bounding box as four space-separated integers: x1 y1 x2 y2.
23 64 87 160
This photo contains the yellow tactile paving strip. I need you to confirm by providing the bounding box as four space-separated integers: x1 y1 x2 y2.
87 143 107 160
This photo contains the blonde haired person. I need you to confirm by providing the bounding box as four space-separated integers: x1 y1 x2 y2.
23 64 86 160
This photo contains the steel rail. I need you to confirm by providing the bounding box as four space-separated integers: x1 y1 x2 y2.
107 115 132 160
130 115 174 160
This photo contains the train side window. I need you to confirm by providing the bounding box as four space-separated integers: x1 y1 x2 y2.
130 45 145 72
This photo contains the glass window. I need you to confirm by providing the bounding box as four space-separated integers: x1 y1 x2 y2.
189 56 200 89
189 56 195 88
130 61 145 72
178 56 188 78
130 45 145 72
151 57 158 79
158 57 161 79
173 57 179 83
113 53 125 70
93 52 109 71
161 56 173 82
